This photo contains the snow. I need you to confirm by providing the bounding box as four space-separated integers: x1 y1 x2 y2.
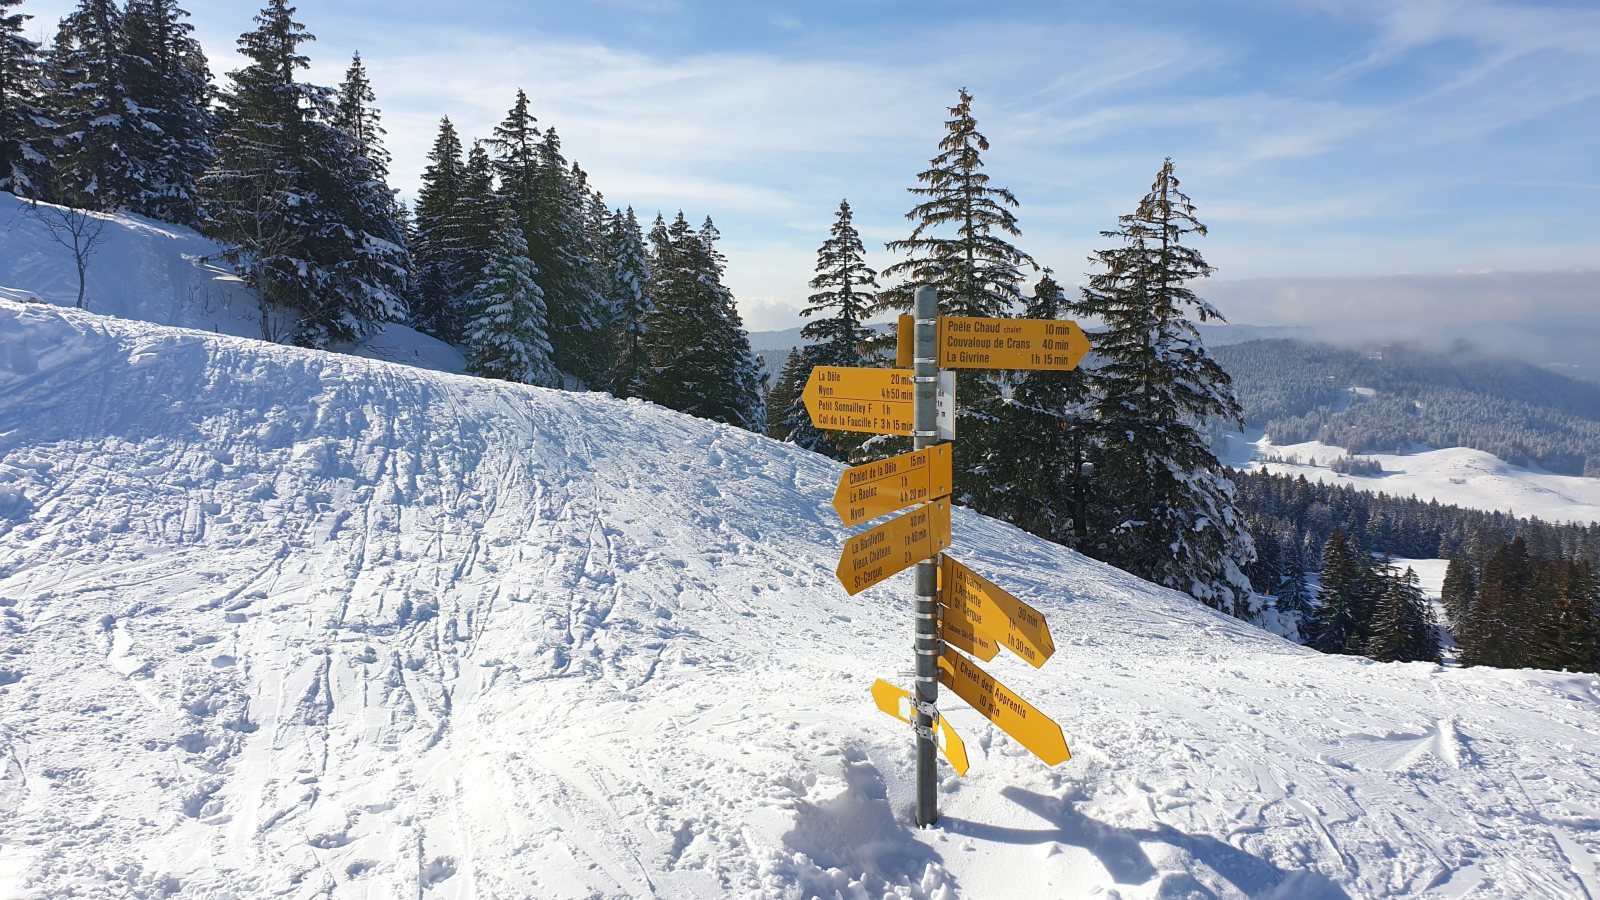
0 191 464 375
3 300 1600 898
1223 435 1600 526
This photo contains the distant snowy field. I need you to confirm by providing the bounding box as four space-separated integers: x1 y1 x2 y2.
1220 433 1600 526
3 301 1600 899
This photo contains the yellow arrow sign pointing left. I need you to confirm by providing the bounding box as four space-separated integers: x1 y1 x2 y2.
832 444 953 528
802 366 915 436
870 679 970 776
835 499 951 596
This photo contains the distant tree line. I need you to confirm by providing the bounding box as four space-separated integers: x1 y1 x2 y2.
767 91 1254 616
1215 339 1600 476
0 0 765 430
1237 469 1600 672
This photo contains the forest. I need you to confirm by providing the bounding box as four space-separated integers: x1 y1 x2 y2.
1215 339 1600 476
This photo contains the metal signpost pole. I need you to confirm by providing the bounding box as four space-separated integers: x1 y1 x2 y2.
912 285 941 828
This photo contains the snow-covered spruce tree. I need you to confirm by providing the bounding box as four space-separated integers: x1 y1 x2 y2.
1307 529 1363 653
488 88 538 224
0 0 53 198
1363 565 1440 663
1078 158 1253 616
604 206 652 398
464 212 558 388
643 212 765 432
781 198 879 458
530 129 606 384
198 0 407 346
981 270 1093 544
120 0 211 226
46 0 150 210
877 89 1037 494
409 117 468 340
765 347 806 441
330 49 410 327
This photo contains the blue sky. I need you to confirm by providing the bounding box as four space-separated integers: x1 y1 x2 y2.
20 0 1600 336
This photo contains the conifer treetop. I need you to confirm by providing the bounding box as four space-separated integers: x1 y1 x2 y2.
880 88 1036 318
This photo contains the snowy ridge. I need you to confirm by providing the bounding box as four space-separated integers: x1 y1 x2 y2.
2 301 1600 898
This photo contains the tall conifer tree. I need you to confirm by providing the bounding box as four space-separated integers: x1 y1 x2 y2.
1076 158 1253 615
783 199 878 457
1 0 53 197
643 212 765 432
121 0 211 225
410 117 467 340
47 0 148 210
199 0 407 346
464 213 558 388
604 206 652 398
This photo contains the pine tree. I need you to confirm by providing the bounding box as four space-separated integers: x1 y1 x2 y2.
877 89 1037 497
47 0 148 210
464 213 558 387
1277 552 1313 618
1459 537 1533 668
528 129 606 384
410 117 468 340
643 212 765 432
1076 159 1254 615
1441 554 1476 631
1309 529 1363 653
333 52 384 176
198 0 407 346
604 206 652 398
1534 561 1598 672
878 88 1034 320
488 88 538 222
1364 565 1439 663
766 348 806 442
1 0 53 198
121 0 211 225
784 199 878 458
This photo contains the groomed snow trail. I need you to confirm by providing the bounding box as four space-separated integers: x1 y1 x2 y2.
2 302 1599 899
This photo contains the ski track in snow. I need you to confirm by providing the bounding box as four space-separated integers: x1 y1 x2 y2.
1 301 1599 899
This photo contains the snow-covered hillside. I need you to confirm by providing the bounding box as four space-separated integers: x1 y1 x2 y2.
0 192 466 375
1230 436 1600 526
3 301 1600 899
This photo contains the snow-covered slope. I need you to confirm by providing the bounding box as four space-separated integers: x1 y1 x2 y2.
3 301 1600 899
1231 436 1600 526
0 191 466 375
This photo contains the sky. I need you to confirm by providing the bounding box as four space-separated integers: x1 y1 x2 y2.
19 0 1600 344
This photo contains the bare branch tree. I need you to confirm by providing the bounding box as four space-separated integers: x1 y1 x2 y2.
25 200 109 309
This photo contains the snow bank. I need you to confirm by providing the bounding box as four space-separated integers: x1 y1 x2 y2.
2 301 1599 898
0 191 465 375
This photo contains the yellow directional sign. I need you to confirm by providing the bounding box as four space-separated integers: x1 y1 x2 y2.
938 316 1091 371
938 649 1070 766
939 603 998 662
870 679 970 776
940 557 1055 668
832 445 953 528
802 366 914 436
835 499 951 596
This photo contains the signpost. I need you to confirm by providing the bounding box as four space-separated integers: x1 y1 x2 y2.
939 602 999 662
898 315 1092 372
937 316 1091 371
937 650 1071 766
802 366 915 436
940 557 1056 669
832 445 953 528
813 287 1090 828
834 499 951 596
